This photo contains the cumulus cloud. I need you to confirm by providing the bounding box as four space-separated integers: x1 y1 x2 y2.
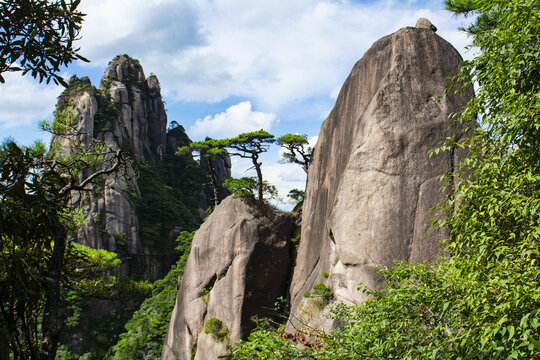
77 0 205 67
263 161 307 206
189 101 276 138
73 0 473 111
0 72 61 130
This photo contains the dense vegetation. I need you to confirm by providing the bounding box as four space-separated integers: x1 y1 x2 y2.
0 110 150 360
107 231 194 360
137 148 206 250
228 1 540 359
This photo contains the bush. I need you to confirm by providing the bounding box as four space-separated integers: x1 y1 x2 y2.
108 231 195 359
203 317 230 344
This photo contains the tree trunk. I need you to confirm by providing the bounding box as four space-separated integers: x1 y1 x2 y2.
206 158 220 208
253 156 264 202
41 223 67 360
0 322 9 360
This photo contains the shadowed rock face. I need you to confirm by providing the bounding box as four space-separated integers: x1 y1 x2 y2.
288 25 474 329
162 196 295 360
101 55 167 164
55 56 171 280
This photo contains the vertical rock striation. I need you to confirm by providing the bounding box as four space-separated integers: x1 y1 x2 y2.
288 22 474 329
162 196 295 360
56 55 171 280
100 55 167 164
53 55 231 353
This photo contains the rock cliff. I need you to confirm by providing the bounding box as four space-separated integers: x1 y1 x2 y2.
162 196 295 360
287 22 474 329
55 55 232 280
54 55 231 353
56 56 172 280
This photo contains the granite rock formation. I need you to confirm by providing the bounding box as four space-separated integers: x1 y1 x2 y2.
287 22 474 329
56 56 171 279
56 56 230 280
162 196 295 360
54 56 231 353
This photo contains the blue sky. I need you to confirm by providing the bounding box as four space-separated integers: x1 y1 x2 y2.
0 0 474 206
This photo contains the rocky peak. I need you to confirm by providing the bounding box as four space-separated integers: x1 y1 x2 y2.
96 54 167 163
68 75 91 86
415 17 437 32
52 55 203 280
287 24 473 330
101 54 146 85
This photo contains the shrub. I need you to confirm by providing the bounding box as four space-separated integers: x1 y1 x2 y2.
203 317 230 344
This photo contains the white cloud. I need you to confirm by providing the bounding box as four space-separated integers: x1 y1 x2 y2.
189 101 276 138
73 0 473 111
264 162 306 191
0 72 61 130
77 0 205 67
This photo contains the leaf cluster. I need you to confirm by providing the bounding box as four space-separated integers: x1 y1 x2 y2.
276 134 312 173
0 137 141 358
0 0 89 85
223 177 277 202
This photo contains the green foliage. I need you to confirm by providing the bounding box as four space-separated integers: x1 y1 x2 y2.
0 0 89 85
224 176 258 198
305 282 333 305
180 130 276 202
301 281 333 319
200 287 212 303
0 137 142 359
290 232 301 248
114 232 127 246
203 317 230 345
224 177 278 203
107 231 194 359
228 2 540 359
287 189 305 205
276 134 312 173
137 153 204 249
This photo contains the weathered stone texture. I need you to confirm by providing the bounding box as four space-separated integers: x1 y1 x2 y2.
100 55 167 163
162 196 294 360
288 25 474 329
54 56 173 280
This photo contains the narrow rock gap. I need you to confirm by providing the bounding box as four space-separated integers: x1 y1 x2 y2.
328 230 336 245
202 274 217 293
407 182 421 262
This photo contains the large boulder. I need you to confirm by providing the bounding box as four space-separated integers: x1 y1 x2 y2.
288 22 474 329
162 196 295 360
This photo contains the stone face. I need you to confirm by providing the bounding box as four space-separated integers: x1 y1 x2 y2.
162 196 295 360
100 55 167 163
56 56 173 280
288 26 473 328
416 17 437 32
